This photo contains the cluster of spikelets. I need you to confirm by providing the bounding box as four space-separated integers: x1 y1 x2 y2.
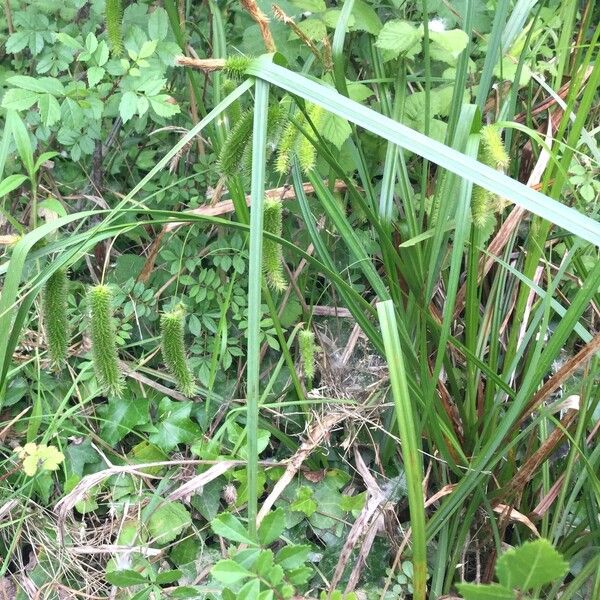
298 328 316 384
276 103 324 175
263 198 286 292
105 0 123 55
471 125 510 231
43 273 197 399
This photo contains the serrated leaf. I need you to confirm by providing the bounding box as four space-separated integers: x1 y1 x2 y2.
154 569 182 585
457 583 515 600
211 559 253 584
320 111 351 148
275 544 311 569
211 512 256 545
495 539 569 591
148 95 180 118
429 29 469 64
7 75 64 96
138 40 158 59
38 94 61 127
119 91 138 122
0 175 28 197
293 18 327 41
87 66 105 87
147 501 192 544
258 508 285 546
105 569 148 587
148 7 169 41
237 579 260 599
1 89 39 111
375 20 422 57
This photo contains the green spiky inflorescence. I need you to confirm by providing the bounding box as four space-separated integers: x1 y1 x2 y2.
263 198 286 292
223 55 253 79
471 124 510 230
88 285 124 397
297 104 323 174
480 125 510 171
160 306 196 397
43 268 69 369
105 0 123 56
298 329 315 382
275 119 298 174
219 109 254 178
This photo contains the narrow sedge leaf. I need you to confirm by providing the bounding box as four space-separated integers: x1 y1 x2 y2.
43 268 70 368
160 306 196 397
88 284 124 397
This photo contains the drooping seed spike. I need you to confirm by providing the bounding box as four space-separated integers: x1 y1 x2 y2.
43 268 70 369
88 284 124 397
480 125 510 171
105 0 123 56
298 329 316 382
160 305 196 397
219 109 254 177
263 198 286 292
471 185 495 231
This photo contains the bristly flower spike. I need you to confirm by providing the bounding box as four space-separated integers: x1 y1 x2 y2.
298 329 316 383
43 268 70 369
263 198 286 292
88 284 124 397
105 0 123 56
160 305 196 397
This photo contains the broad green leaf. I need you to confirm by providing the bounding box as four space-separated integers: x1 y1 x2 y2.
211 512 255 545
154 569 183 585
148 397 201 451
290 486 317 516
148 95 180 118
429 29 470 64
87 66 105 87
457 583 515 600
375 20 422 57
257 508 285 546
55 32 83 50
0 174 28 197
292 0 326 11
495 539 569 591
38 197 67 219
147 501 192 544
294 18 328 41
351 0 381 34
10 112 34 177
119 91 138 123
258 591 274 600
211 559 253 584
98 396 150 446
275 545 311 569
105 569 148 587
138 40 158 59
347 81 373 103
38 94 61 127
1 89 39 111
322 9 356 30
320 112 351 148
7 75 65 96
237 579 260 599
148 7 169 41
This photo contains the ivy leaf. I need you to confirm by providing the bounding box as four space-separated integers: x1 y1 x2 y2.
38 94 61 127
495 539 569 592
320 112 351 149
148 398 201 452
211 512 256 545
257 508 285 546
148 7 169 41
148 95 180 118
456 583 515 600
147 501 192 544
375 20 422 58
211 559 253 584
290 486 317 516
119 91 138 123
98 396 150 446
